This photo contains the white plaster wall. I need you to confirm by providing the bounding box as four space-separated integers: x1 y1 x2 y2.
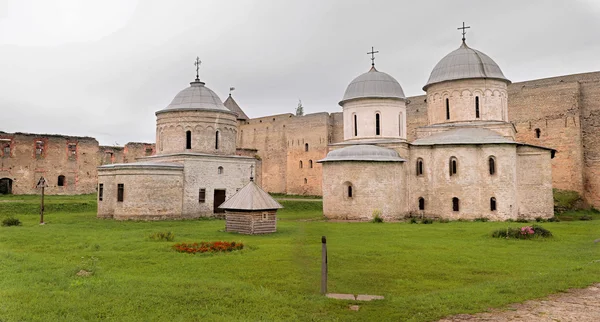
156 110 238 155
342 98 407 141
408 144 519 220
516 146 554 218
426 79 508 125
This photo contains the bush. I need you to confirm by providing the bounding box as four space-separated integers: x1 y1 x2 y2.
553 189 583 212
421 218 434 224
579 215 593 221
492 225 552 239
437 218 450 223
474 217 489 222
410 217 418 224
371 209 384 223
535 217 547 222
547 216 560 222
149 231 175 242
2 216 22 227
173 241 243 254
516 218 529 223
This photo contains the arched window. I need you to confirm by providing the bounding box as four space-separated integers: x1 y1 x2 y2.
416 158 424 176
309 160 313 168
299 160 303 168
446 98 450 120
353 114 358 136
490 197 497 211
57 175 65 187
305 143 309 152
399 112 404 137
488 157 496 175
535 128 541 138
215 131 220 149
218 166 224 174
452 197 459 212
449 157 458 176
475 96 480 118
418 197 425 210
186 130 192 149
375 113 381 136
304 178 307 184
347 185 353 198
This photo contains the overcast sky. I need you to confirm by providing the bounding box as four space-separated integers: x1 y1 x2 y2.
1 0 600 145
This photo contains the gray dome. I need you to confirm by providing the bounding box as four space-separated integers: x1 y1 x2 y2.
163 81 229 112
423 41 510 91
340 67 405 106
318 144 406 162
412 128 514 146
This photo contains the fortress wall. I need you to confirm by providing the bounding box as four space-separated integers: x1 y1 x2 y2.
123 142 155 163
579 76 600 206
405 94 428 142
329 112 344 144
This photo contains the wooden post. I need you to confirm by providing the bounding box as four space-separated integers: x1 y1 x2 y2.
40 185 45 225
321 236 327 295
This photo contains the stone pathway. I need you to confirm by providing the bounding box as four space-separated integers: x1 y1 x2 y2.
439 283 600 322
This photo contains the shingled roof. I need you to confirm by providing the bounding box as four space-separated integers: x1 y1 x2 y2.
223 94 249 121
219 180 282 211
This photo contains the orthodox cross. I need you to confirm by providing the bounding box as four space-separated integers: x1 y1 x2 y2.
457 22 470 42
367 46 379 68
194 56 202 81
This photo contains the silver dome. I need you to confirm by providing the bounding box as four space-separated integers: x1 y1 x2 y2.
339 67 405 106
423 41 510 91
318 144 406 162
162 81 229 112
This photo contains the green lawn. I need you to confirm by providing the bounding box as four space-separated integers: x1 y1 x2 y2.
0 195 599 321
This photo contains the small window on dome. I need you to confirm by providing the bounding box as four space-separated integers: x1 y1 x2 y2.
186 131 191 149
475 96 480 118
375 113 381 136
446 98 450 120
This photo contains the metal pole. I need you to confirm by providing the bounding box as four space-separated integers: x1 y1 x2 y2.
321 236 327 295
40 186 45 225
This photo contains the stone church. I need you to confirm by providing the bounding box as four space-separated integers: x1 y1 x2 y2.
97 70 257 220
318 37 555 220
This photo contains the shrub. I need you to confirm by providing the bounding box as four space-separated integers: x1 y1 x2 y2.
371 209 384 223
579 215 593 221
410 217 418 224
547 216 560 222
421 218 433 224
516 218 529 223
1 216 22 227
553 189 583 212
535 217 547 222
437 218 450 223
591 207 600 214
172 241 243 254
474 217 489 222
492 225 552 239
149 231 175 242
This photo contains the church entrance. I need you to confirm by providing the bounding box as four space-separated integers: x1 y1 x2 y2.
213 189 226 213
0 178 13 194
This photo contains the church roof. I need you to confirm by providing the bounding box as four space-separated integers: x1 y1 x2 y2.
223 94 249 120
219 180 283 211
161 81 230 113
411 128 514 145
339 67 405 106
318 144 406 162
423 41 510 91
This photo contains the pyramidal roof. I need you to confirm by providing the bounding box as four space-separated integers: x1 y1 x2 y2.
223 94 249 121
219 180 283 211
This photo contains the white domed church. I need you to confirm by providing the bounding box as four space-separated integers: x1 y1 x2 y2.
97 68 256 220
319 38 555 221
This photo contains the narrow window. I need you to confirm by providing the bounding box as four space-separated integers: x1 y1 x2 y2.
418 197 425 210
2 143 10 158
449 157 457 176
199 188 206 203
416 158 424 176
305 143 309 152
215 131 219 149
399 112 404 137
489 157 496 175
57 175 65 187
348 185 353 198
446 98 450 120
186 130 191 149
68 143 77 159
98 183 103 201
304 178 307 184
535 128 541 138
375 113 381 135
299 160 303 168
452 197 459 211
490 197 497 211
117 184 124 202
35 140 44 157
353 114 357 136
475 96 480 118
218 166 224 174
309 160 313 168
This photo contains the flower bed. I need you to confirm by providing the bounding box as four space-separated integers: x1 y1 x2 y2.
172 241 244 254
492 225 553 239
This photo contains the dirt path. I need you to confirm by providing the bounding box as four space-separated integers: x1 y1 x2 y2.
439 283 600 322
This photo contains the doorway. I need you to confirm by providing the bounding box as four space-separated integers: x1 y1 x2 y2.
0 178 13 194
213 189 226 213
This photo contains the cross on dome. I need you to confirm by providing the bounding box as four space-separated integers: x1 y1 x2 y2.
194 57 202 81
457 22 471 42
367 46 379 68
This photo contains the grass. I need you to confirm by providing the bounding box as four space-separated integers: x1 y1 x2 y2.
0 195 599 321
